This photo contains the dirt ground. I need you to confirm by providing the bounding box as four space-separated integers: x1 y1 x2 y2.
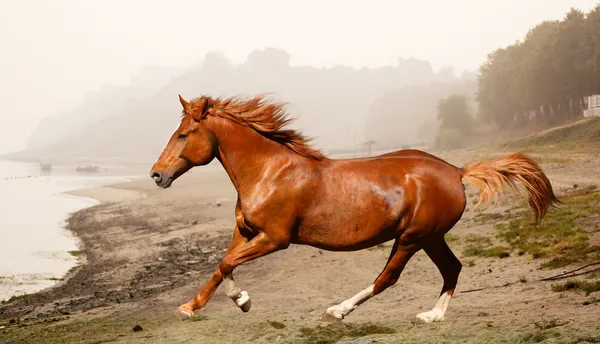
1 148 599 344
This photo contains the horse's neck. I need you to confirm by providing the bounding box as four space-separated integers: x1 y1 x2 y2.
208 117 297 194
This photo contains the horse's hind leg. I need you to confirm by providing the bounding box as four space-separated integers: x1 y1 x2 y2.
416 236 462 324
320 239 421 321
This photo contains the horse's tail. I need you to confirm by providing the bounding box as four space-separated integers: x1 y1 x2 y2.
457 153 560 224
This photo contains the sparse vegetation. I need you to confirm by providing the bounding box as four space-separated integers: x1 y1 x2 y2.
504 117 600 149
461 234 511 258
533 316 567 330
0 293 32 305
474 212 507 223
463 246 511 258
444 233 459 243
551 279 600 295
463 259 476 267
583 298 600 305
520 331 555 343
298 323 396 344
494 189 600 268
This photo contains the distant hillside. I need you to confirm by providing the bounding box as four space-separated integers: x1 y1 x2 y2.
23 65 187 153
7 49 473 164
502 117 600 149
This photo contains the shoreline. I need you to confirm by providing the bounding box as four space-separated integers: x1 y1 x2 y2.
0 175 146 304
36 182 148 300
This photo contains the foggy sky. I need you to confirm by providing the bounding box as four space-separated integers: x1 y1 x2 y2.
1 0 597 154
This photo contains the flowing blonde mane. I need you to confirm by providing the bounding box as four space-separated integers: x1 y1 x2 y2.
189 95 325 161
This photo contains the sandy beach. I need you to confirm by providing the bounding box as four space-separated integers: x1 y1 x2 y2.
1 148 599 344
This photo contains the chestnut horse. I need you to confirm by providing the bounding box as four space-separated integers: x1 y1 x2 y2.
150 94 559 323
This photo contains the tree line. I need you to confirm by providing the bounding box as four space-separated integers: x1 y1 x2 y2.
476 5 600 127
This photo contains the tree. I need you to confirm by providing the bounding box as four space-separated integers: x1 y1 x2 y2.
437 94 474 135
476 5 600 127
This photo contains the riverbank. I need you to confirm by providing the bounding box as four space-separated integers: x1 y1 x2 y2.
1 149 599 344
0 159 148 303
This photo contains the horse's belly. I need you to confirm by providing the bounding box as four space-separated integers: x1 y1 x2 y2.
293 214 400 251
293 172 410 251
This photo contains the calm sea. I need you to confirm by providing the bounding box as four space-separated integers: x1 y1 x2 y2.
0 160 147 301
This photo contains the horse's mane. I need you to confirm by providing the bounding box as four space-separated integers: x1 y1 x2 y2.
189 95 325 161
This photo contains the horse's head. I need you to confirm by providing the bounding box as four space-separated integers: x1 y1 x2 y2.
150 95 218 188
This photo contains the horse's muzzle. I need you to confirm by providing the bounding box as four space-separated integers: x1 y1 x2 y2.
150 171 173 188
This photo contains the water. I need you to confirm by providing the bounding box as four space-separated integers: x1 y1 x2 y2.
0 160 147 301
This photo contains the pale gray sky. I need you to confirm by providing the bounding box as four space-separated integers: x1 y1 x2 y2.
1 0 597 154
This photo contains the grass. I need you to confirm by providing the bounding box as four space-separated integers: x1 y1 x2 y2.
473 212 507 223
494 189 600 269
298 322 396 344
463 246 511 258
503 117 600 150
0 293 35 305
520 331 558 343
444 233 459 243
551 279 600 295
583 298 600 305
461 234 511 259
533 316 567 330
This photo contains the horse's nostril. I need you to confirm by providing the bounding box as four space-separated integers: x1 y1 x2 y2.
151 172 162 182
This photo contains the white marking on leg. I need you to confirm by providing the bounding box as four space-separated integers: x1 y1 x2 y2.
416 290 453 323
223 275 251 312
321 285 375 321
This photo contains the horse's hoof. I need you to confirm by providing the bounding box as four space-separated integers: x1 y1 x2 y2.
236 291 251 312
415 310 443 324
319 310 343 323
239 298 251 312
175 306 194 320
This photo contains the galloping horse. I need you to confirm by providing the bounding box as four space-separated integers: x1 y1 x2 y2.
150 94 559 323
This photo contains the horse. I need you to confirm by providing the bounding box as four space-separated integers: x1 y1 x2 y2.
150 94 560 323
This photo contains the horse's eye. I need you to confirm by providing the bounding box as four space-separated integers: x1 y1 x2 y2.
177 133 188 140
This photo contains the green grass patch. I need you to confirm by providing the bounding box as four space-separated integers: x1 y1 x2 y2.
494 190 600 269
463 245 511 258
461 233 511 258
444 233 459 243
551 279 600 295
464 233 492 245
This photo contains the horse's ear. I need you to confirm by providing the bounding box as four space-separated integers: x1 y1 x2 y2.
178 94 190 111
192 98 214 120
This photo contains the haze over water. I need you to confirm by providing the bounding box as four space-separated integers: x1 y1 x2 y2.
0 160 144 301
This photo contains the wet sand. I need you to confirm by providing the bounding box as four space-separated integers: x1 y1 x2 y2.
0 149 599 344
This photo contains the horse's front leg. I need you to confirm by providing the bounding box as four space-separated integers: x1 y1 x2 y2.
178 225 250 318
179 230 288 318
